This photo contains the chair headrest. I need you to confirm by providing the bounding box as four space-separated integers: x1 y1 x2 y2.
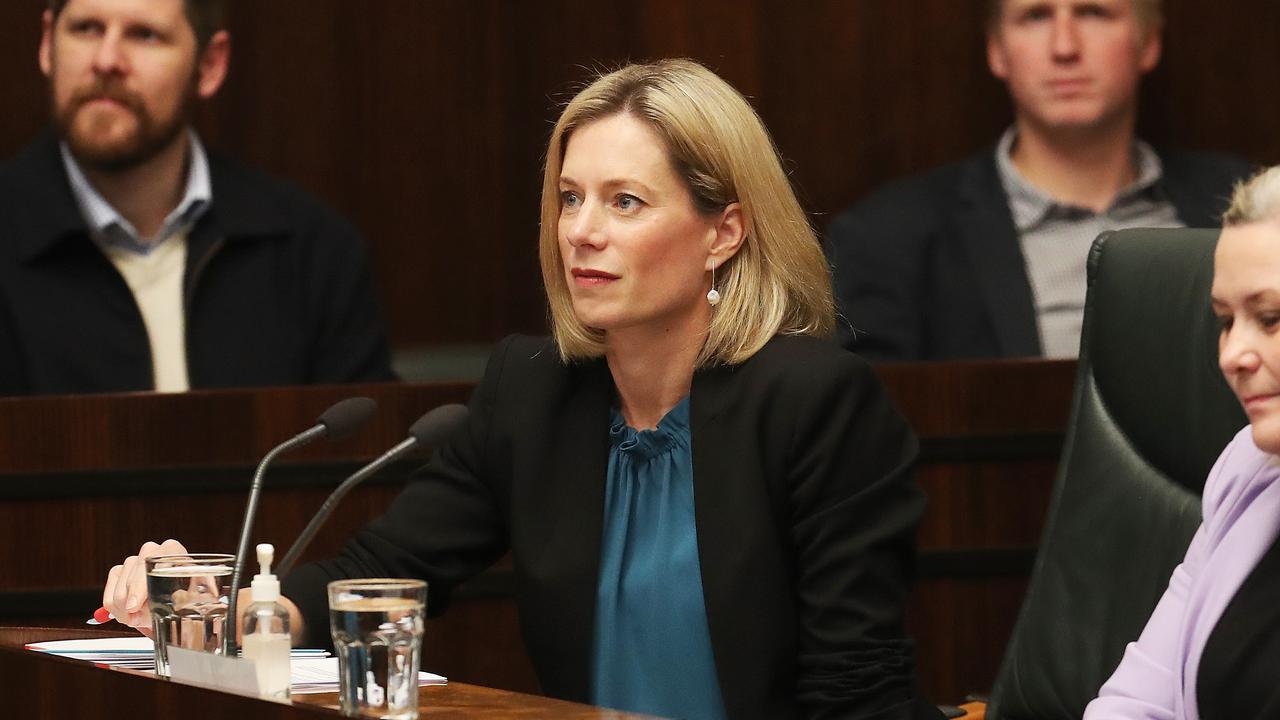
1085 228 1246 493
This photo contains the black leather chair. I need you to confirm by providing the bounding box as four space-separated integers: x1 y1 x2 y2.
983 228 1248 719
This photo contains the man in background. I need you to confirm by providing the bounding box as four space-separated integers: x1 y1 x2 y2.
0 0 394 394
827 0 1249 361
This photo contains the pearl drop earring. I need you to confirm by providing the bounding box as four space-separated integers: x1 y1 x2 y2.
707 263 721 306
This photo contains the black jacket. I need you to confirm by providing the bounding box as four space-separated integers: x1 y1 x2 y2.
283 333 940 719
826 147 1251 361
0 132 394 394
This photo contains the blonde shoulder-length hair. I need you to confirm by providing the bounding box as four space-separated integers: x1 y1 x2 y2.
539 58 834 367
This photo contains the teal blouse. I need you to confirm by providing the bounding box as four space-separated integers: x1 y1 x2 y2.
590 397 728 719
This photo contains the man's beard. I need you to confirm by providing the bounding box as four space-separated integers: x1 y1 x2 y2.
53 75 196 173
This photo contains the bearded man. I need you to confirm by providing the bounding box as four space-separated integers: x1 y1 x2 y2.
0 0 394 394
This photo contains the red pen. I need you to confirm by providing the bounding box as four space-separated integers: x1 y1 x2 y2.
86 607 114 625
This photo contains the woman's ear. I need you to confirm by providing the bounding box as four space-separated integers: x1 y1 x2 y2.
706 202 745 270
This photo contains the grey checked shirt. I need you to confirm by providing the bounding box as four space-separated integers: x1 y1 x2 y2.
995 128 1183 358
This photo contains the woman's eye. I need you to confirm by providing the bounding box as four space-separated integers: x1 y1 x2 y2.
1261 314 1280 330
616 194 641 211
560 191 580 209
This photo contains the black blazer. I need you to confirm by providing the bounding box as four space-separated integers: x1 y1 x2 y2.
0 131 394 393
284 334 939 719
825 147 1251 361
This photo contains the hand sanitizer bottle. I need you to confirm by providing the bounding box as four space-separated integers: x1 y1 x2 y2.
241 543 291 701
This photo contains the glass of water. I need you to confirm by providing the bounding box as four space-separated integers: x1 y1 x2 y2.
145 553 235 677
328 578 426 720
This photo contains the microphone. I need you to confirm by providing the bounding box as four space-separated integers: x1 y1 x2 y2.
223 396 377 655
274 403 470 579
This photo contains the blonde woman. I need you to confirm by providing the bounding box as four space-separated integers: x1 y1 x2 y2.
1086 167 1280 719
104 60 938 719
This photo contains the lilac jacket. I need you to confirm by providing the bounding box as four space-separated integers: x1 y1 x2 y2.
1084 426 1280 720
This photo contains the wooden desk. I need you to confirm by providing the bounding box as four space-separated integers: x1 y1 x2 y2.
0 362 1077 704
0 383 541 692
1 627 649 718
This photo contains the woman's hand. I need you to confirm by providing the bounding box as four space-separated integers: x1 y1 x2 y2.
102 539 189 637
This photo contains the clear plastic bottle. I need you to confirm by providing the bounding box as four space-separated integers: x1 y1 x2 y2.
241 543 291 701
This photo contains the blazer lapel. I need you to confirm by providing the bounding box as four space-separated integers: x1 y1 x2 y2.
535 358 612 701
954 154 1042 357
688 364 750 714
10 132 95 264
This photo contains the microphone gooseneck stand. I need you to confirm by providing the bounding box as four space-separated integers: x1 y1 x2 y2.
275 403 470 579
221 396 378 656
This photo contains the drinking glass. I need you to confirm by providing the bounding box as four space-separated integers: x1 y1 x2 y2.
328 578 426 720
145 553 235 677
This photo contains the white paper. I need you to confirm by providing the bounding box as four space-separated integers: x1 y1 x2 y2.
27 636 326 664
289 657 446 695
26 637 446 695
27 636 154 654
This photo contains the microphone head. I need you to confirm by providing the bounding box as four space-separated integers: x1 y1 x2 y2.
407 404 470 449
317 397 378 439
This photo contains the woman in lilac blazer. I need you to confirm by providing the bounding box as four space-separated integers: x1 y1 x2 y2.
1086 165 1280 719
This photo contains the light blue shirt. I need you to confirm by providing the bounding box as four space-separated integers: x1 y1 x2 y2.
59 130 213 256
591 397 728 720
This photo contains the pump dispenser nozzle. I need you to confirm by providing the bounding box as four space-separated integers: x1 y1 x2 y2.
251 543 281 602
257 543 273 574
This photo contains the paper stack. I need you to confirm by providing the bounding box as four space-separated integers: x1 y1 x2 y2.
290 657 447 695
27 635 157 668
26 637 447 693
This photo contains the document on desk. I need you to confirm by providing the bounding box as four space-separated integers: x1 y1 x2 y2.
26 635 155 667
26 637 447 693
290 657 447 694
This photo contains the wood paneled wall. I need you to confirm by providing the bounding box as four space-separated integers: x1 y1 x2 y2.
1 0 1276 349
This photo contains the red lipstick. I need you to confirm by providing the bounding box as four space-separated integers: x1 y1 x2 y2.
571 268 619 287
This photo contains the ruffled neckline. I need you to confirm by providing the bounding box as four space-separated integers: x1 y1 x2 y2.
609 396 690 461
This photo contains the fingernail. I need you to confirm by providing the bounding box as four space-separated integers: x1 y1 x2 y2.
126 596 139 610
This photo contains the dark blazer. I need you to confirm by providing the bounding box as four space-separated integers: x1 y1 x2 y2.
0 131 394 394
826 148 1251 361
283 334 940 719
